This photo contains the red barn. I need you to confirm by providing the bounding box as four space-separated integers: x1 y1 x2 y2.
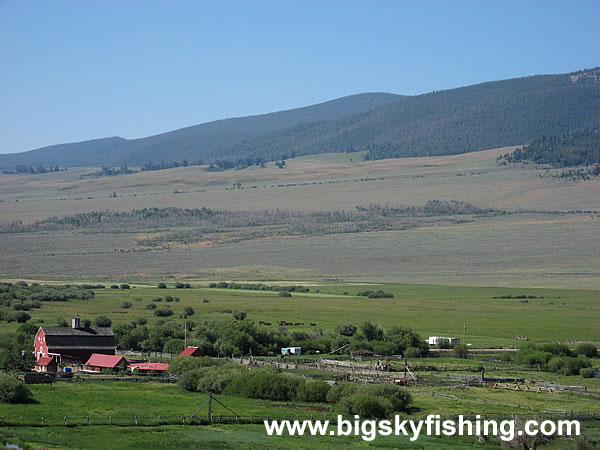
178 346 204 357
34 315 116 364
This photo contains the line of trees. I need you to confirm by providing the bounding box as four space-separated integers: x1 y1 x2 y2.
0 202 501 248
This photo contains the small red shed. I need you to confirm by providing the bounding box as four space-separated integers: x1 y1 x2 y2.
34 356 58 375
178 346 204 358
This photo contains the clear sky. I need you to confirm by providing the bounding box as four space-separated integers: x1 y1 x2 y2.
0 0 598 154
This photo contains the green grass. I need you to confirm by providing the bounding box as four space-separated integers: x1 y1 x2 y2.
1 381 598 449
3 282 598 347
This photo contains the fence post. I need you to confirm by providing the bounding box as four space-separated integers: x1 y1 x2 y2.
41 417 44 425
64 417 67 426
135 415 138 425
158 415 161 425
87 416 90 425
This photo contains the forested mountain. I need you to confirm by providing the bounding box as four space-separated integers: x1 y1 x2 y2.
0 93 401 169
500 129 600 167
214 69 600 162
1 68 599 169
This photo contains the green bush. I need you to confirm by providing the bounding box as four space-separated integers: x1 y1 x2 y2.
157 283 167 289
94 315 112 327
575 344 598 359
561 357 591 376
163 338 185 354
368 384 412 412
514 349 552 366
169 356 224 376
278 291 292 297
404 347 422 358
334 322 357 337
225 369 303 401
295 380 330 403
0 374 33 403
146 303 157 310
326 383 360 403
452 344 469 359
120 301 133 309
538 343 572 357
154 308 173 317
580 367 595 378
348 394 392 419
119 284 130 290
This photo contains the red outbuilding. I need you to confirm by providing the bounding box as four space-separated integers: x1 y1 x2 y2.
84 353 128 372
178 346 204 357
34 356 58 375
128 362 169 374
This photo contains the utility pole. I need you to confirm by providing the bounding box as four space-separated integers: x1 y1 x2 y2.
184 321 187 348
208 392 212 423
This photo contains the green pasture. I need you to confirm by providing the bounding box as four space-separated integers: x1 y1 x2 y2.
3 282 598 347
0 381 598 449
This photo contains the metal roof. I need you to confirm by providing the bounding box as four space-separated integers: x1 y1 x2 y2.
41 327 114 336
35 356 56 366
178 346 203 357
128 363 169 371
85 353 126 368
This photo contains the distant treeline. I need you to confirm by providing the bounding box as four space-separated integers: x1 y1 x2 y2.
2 164 66 175
208 282 310 293
0 200 502 247
81 166 135 179
0 200 498 234
141 160 203 171
500 129 600 168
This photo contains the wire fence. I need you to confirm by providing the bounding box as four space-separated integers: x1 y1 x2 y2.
0 411 597 428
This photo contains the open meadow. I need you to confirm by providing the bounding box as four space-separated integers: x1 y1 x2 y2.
1 282 598 347
0 150 599 449
0 148 599 288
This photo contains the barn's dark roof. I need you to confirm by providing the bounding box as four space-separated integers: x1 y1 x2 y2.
41 327 114 336
40 327 116 351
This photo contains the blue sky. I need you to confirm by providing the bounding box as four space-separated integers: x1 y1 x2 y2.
0 1 598 154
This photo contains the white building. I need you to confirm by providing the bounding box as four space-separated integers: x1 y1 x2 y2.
428 336 460 347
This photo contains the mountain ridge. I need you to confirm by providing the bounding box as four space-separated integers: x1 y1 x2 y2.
1 68 599 169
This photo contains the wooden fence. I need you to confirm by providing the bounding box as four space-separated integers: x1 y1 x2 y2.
0 412 597 428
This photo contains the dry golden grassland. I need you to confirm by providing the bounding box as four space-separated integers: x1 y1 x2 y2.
0 147 598 287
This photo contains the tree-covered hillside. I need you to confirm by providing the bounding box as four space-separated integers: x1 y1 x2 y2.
500 129 600 167
0 93 401 169
214 70 600 162
1 68 599 169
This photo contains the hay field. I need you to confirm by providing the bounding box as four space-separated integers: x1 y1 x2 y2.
0 148 598 287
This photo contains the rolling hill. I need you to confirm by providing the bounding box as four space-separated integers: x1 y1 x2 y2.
0 93 401 169
1 68 599 169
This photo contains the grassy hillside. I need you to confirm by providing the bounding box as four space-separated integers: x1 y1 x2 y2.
0 93 401 169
